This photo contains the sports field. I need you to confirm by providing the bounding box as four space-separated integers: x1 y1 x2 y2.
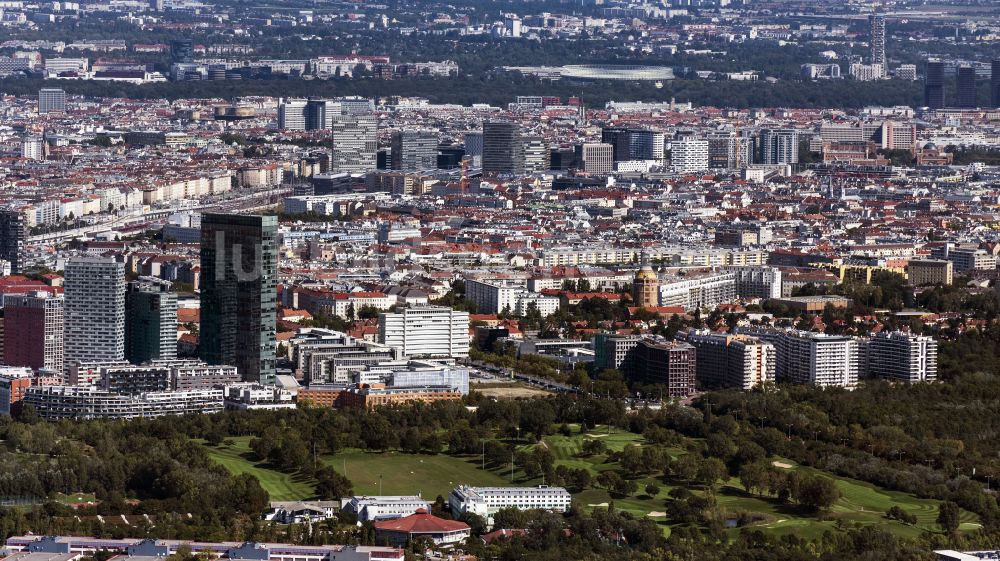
199 428 978 538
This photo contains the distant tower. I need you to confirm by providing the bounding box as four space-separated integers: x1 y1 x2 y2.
924 60 945 109
632 255 660 309
992 59 1000 108
869 14 886 78
956 65 978 108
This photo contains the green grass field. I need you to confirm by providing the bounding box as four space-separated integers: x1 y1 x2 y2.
199 428 978 539
201 439 316 501
324 448 513 501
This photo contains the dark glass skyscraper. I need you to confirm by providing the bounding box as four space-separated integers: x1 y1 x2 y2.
992 59 1000 108
171 39 194 64
126 278 178 364
482 121 524 175
0 209 25 274
924 60 945 109
956 65 978 108
199 213 277 384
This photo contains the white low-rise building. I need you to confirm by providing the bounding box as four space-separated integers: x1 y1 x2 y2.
449 485 572 525
342 496 432 522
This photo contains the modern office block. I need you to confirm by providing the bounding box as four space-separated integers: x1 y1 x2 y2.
482 121 524 175
125 277 178 364
907 259 953 286
0 209 26 274
330 115 378 173
593 333 641 374
992 59 1000 108
2 291 64 373
522 136 550 173
924 60 945 109
759 128 799 165
37 88 66 114
390 130 439 171
278 99 307 130
956 65 977 108
867 331 937 383
200 213 278 384
64 256 126 366
579 143 613 175
305 97 329 130
632 339 697 397
378 306 470 358
170 39 194 63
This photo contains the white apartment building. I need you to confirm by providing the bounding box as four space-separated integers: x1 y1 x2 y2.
867 331 937 383
378 306 470 358
330 115 378 174
671 139 710 173
658 272 737 311
449 485 571 525
742 328 858 388
64 255 126 366
343 496 432 523
682 331 775 390
723 266 783 299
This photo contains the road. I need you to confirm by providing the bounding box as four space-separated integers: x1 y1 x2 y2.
464 359 579 394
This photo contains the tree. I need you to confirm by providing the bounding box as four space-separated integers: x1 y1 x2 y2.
315 467 353 500
644 483 660 498
937 501 961 534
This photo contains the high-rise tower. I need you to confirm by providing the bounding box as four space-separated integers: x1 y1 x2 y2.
199 213 277 384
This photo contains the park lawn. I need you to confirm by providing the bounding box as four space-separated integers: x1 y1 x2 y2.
322 448 512 501
200 438 316 501
52 492 97 506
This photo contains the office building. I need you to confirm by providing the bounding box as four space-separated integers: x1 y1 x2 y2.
869 14 886 78
378 306 470 358
867 331 937 383
956 65 978 108
449 485 571 525
925 60 945 109
170 39 194 63
389 130 438 171
330 115 378 173
200 214 278 384
482 121 524 175
64 256 126 366
37 88 66 114
907 259 953 286
579 143 613 175
522 136 550 173
632 339 697 397
993 59 1000 108
742 328 859 388
305 97 329 130
593 333 641 373
681 331 775 390
288 329 399 384
931 244 997 272
0 367 33 416
278 99 307 130
0 209 26 274
464 131 484 165
760 128 799 165
125 277 178 364
2 291 64 373
602 128 665 162
671 139 709 173
339 384 463 410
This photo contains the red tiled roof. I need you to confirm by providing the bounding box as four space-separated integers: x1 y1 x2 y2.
373 509 470 534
